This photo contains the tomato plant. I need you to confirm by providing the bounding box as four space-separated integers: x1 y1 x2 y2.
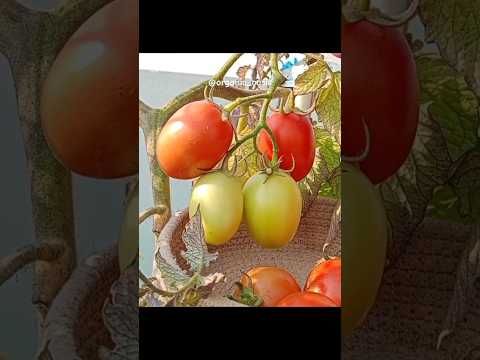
156 100 233 179
305 258 341 306
232 266 301 307
342 162 388 336
276 291 337 307
257 112 316 182
342 20 419 184
41 0 138 179
243 171 302 249
189 171 243 246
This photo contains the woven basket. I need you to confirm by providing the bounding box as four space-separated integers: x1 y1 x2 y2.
41 244 119 359
154 196 340 306
343 218 480 359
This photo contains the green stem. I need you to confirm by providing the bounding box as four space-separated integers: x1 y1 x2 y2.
224 93 269 113
221 53 285 170
212 53 243 81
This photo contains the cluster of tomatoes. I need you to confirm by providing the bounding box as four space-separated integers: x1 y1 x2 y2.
231 259 341 307
156 100 317 249
341 19 420 335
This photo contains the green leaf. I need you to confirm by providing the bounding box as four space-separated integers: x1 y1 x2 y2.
419 0 480 95
316 71 341 144
294 60 330 95
299 125 340 213
181 208 218 272
417 55 479 161
155 253 190 291
449 146 480 221
380 104 453 259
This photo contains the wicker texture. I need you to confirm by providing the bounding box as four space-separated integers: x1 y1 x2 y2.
343 218 480 359
156 197 340 305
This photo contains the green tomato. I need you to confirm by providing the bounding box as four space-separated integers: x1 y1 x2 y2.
243 171 302 249
118 183 138 272
189 171 244 246
342 162 388 337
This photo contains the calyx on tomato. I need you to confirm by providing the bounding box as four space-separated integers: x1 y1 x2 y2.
228 281 263 307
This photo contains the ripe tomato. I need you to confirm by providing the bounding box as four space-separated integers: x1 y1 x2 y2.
332 53 342 58
119 183 138 271
234 267 301 307
243 171 302 248
257 112 315 182
305 258 341 306
41 0 138 179
342 20 419 184
342 162 388 336
276 291 337 307
189 171 243 246
156 100 233 179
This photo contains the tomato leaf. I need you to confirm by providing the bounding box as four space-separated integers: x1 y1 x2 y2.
181 208 218 273
419 0 480 96
417 55 479 161
380 104 453 261
448 146 480 221
155 250 190 291
101 266 138 360
300 126 340 213
316 71 341 144
294 60 331 95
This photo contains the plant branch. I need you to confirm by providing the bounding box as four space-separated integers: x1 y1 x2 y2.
0 243 65 286
221 53 286 169
140 206 167 224
212 53 243 81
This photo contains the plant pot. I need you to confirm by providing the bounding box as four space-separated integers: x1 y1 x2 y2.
343 218 480 359
154 196 341 306
40 244 119 359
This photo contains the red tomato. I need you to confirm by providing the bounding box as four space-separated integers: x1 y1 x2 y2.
276 291 337 307
156 100 233 179
305 258 341 306
235 267 301 307
257 112 315 181
332 53 342 58
342 21 419 184
41 0 138 178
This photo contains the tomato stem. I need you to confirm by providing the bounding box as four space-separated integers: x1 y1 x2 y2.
221 53 286 172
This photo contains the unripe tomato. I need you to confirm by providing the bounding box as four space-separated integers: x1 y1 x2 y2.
243 171 302 249
156 100 233 179
257 112 315 182
342 21 419 184
118 184 138 271
41 0 138 178
189 171 243 246
234 266 301 307
342 162 388 337
276 291 337 307
305 258 341 306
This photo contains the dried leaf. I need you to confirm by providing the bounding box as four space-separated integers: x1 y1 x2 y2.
180 209 218 272
236 65 251 83
101 266 138 360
